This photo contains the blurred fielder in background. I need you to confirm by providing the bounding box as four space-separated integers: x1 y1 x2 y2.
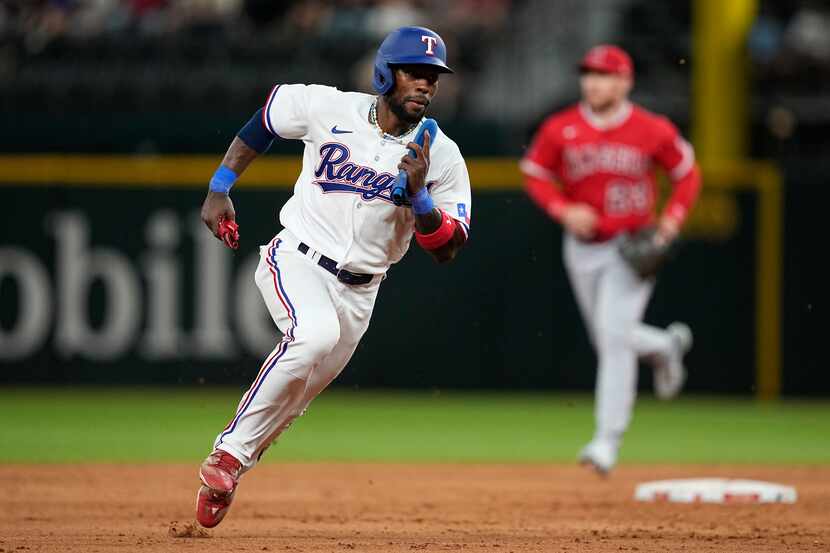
521 45 701 474
195 26 471 527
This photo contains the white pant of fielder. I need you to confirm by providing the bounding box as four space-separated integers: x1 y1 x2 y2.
213 229 381 471
563 233 689 471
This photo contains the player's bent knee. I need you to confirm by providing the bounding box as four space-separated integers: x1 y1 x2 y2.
595 323 633 351
293 319 341 364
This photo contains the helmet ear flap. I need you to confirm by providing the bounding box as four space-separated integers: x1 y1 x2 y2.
372 55 394 94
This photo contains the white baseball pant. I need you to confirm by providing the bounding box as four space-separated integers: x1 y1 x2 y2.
213 229 381 471
563 233 675 444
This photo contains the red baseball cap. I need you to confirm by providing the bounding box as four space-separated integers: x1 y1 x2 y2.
579 45 634 77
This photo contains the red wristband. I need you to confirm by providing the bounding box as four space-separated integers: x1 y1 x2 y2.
415 210 456 250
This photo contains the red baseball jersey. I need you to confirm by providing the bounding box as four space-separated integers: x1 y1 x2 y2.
521 102 700 241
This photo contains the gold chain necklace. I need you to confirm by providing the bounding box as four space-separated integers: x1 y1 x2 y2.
369 99 417 143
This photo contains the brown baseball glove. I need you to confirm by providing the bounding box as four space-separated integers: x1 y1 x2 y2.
618 226 674 278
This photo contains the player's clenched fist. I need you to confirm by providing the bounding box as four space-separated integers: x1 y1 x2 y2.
399 130 431 195
201 191 236 237
562 203 599 240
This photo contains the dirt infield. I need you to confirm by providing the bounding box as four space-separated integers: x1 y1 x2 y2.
2 464 828 552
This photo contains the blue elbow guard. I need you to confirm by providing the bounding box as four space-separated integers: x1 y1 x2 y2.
237 108 275 153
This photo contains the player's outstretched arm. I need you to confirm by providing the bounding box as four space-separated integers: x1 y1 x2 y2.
201 137 259 237
201 107 275 240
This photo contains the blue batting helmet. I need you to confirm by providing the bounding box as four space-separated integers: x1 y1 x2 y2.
372 26 453 94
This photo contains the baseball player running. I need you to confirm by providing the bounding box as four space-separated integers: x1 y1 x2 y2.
521 45 701 474
195 26 471 527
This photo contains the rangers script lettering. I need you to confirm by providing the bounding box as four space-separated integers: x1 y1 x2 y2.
313 142 397 201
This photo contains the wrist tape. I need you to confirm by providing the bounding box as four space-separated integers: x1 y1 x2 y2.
209 165 238 194
410 187 435 215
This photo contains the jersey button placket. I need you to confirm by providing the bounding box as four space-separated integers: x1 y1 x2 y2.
345 194 367 267
338 197 358 269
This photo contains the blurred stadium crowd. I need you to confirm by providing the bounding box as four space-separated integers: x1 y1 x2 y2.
0 0 510 119
0 0 510 42
0 0 828 156
748 2 830 152
750 3 830 94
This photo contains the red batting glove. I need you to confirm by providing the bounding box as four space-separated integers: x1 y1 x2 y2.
217 217 239 250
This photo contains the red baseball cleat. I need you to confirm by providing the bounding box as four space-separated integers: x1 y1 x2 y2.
196 450 243 528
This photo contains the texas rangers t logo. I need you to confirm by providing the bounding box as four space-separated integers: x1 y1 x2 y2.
421 35 437 55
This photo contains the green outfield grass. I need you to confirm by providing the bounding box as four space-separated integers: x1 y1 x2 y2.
0 387 828 464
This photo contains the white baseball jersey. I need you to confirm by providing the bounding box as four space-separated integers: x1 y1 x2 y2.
263 84 472 274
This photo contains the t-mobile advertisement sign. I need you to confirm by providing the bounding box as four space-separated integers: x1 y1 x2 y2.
1 188 284 380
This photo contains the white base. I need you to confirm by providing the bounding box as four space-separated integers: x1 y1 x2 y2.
634 478 797 504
